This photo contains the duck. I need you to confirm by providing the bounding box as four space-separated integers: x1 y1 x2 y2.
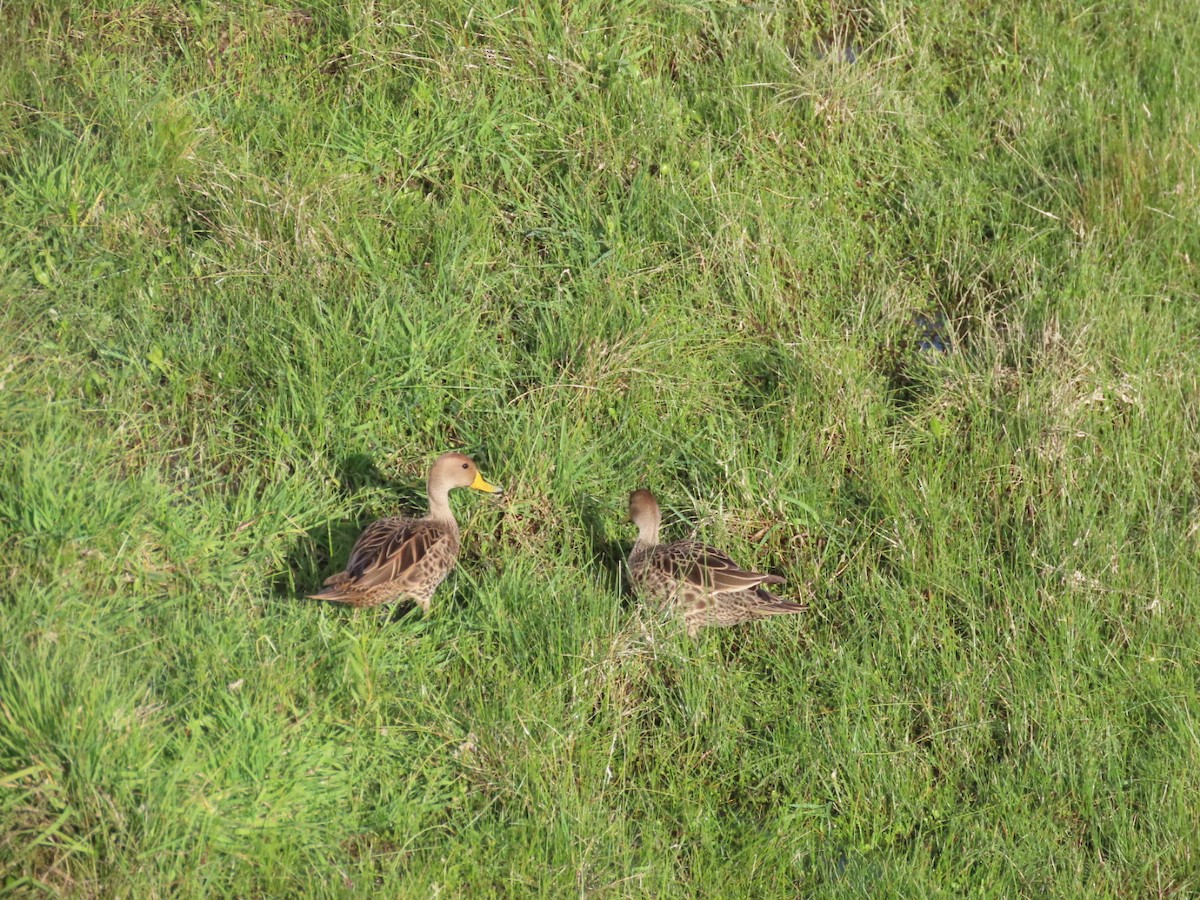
626 488 805 636
308 452 502 611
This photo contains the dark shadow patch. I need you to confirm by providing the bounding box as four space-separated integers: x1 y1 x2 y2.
795 843 851 885
172 184 225 250
873 307 958 413
987 694 1014 765
338 452 425 510
812 33 863 64
275 516 434 625
732 342 794 415
273 516 363 600
913 311 952 353
907 704 934 750
273 453 426 601
578 493 630 599
335 452 385 495
382 598 430 623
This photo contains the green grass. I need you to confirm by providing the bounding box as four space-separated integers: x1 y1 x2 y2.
2 0 1198 894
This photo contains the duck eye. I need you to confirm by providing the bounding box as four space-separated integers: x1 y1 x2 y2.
462 463 469 469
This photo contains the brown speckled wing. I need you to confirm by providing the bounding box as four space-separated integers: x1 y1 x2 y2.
664 540 784 594
347 518 453 592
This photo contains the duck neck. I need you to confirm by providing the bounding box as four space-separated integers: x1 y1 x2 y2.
425 483 456 523
630 517 660 561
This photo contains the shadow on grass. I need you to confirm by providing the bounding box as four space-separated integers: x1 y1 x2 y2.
874 308 957 413
271 453 426 621
578 493 629 601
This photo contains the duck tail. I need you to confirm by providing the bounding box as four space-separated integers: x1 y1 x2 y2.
754 586 807 616
307 573 354 603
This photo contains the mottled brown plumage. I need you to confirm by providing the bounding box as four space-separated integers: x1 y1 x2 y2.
626 489 805 636
308 453 502 611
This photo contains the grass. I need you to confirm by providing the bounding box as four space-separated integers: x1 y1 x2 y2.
1 0 1198 894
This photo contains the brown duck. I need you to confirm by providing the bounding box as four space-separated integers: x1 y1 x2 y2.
627 489 806 636
308 452 502 611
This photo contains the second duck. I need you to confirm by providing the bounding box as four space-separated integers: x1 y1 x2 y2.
627 489 806 637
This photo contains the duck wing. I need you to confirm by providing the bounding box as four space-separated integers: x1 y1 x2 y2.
663 540 785 594
311 517 453 600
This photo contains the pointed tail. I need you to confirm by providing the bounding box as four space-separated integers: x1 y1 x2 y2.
306 573 356 603
754 586 807 617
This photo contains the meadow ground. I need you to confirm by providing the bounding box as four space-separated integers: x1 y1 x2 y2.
2 1 1198 895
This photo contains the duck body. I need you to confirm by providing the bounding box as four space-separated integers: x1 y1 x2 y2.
311 516 460 610
627 489 806 636
309 452 501 612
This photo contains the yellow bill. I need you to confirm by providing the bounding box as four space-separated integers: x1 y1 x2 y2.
470 471 503 494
